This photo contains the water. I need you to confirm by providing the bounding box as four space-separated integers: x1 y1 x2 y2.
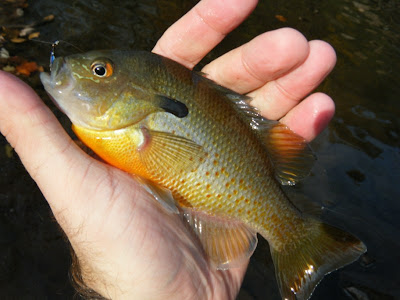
0 0 399 298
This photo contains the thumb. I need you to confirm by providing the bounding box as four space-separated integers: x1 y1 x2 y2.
0 71 126 229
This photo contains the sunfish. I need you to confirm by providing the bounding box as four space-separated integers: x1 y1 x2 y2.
40 50 366 299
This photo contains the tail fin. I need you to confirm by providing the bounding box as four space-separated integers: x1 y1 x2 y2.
270 218 366 300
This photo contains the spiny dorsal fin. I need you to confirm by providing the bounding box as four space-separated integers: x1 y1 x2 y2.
139 128 205 176
191 71 255 115
182 208 258 269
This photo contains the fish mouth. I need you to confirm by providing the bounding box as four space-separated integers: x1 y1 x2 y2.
40 57 73 88
50 56 65 77
40 57 75 95
40 56 76 116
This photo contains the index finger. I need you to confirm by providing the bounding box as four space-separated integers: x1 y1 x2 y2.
152 0 258 69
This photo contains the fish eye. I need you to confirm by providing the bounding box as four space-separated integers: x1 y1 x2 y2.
91 60 113 78
93 64 106 76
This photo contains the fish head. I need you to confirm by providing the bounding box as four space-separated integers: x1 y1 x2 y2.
40 50 160 130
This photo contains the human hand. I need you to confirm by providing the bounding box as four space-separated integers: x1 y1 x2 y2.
0 0 336 299
153 0 336 142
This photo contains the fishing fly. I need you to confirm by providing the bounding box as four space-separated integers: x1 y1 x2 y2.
29 38 83 71
50 40 59 71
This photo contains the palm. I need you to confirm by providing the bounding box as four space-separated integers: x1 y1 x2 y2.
64 157 246 299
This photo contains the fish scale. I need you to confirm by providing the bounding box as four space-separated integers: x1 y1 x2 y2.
146 88 311 251
40 49 367 300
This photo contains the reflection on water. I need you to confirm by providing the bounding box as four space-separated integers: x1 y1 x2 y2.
0 0 399 299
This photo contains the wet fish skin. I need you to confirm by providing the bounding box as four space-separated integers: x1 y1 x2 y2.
40 50 366 300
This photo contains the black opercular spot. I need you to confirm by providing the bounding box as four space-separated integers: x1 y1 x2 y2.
157 95 189 118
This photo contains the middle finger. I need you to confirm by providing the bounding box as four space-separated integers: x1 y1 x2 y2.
201 28 309 94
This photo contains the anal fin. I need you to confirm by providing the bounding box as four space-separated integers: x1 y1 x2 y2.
182 208 257 269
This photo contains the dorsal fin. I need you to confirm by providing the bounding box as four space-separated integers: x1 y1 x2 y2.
188 73 315 185
261 121 315 185
218 89 315 185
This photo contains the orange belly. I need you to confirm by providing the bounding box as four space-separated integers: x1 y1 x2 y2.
72 124 152 179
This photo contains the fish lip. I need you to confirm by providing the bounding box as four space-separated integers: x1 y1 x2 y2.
40 56 66 83
40 56 74 91
40 56 76 116
50 56 65 77
50 57 68 84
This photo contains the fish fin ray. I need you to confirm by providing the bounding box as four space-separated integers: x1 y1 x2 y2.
260 122 315 185
192 72 255 110
182 208 257 269
270 219 367 300
283 190 324 218
139 129 204 175
209 87 315 185
136 177 179 214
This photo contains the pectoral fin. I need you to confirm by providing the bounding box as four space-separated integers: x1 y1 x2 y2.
182 208 258 269
139 128 205 176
